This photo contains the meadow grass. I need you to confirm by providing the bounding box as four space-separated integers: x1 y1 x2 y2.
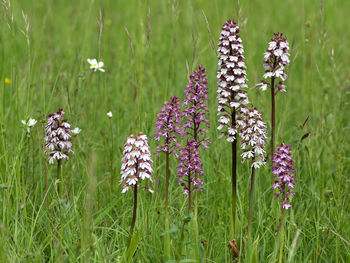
0 0 349 262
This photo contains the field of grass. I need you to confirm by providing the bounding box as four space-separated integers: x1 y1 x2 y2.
0 0 349 262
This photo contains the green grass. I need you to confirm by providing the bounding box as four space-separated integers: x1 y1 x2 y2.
0 0 349 262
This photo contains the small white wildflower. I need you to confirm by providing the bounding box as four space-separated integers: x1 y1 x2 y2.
87 58 105 72
107 111 113 118
22 118 37 133
71 127 81 135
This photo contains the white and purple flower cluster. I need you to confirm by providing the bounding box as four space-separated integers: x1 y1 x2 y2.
120 132 153 194
257 33 290 92
272 142 295 210
182 65 210 150
45 109 73 164
177 139 204 195
238 106 267 168
154 96 183 156
217 20 249 142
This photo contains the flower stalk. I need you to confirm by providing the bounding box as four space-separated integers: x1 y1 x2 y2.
45 109 73 197
177 139 203 213
257 33 290 158
154 96 182 258
217 19 249 237
120 133 153 240
271 142 295 262
238 106 267 235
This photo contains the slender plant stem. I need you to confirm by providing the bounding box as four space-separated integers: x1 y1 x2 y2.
231 109 237 238
31 135 35 183
41 123 54 237
270 77 276 159
188 170 192 214
165 151 170 217
248 156 256 237
176 220 186 263
57 159 62 197
110 120 114 188
279 209 286 263
130 183 138 237
164 150 171 259
25 136 30 185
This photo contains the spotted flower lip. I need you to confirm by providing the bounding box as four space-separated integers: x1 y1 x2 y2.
120 132 153 193
87 58 105 72
272 142 296 210
177 139 204 195
217 20 249 142
154 96 183 156
182 65 210 150
238 106 267 168
257 32 290 92
45 109 73 164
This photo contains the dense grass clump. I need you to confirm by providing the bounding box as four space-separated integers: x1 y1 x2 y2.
0 0 349 262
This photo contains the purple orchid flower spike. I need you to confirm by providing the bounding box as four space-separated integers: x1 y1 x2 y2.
216 19 250 240
238 106 267 169
120 132 153 239
272 142 296 210
45 109 73 165
45 108 74 196
154 96 183 157
256 33 290 159
177 139 204 213
120 133 153 194
153 95 183 241
182 65 210 150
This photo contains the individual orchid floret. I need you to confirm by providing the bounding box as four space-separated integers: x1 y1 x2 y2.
21 118 37 134
217 20 249 142
120 132 153 193
257 33 290 92
272 142 296 210
238 106 267 168
177 140 204 197
71 127 81 135
154 96 183 156
107 111 113 118
45 109 73 164
87 58 105 72
182 65 210 150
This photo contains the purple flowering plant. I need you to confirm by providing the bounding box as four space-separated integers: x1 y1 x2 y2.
272 142 295 210
45 108 73 196
182 65 210 150
154 96 183 156
256 33 290 158
120 132 153 237
177 139 204 213
216 19 249 238
153 96 182 257
237 105 267 234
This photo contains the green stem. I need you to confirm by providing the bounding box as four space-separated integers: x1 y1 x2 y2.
57 159 62 197
129 183 138 242
165 151 169 218
270 72 276 159
176 220 186 263
279 210 286 263
25 136 30 185
231 108 237 238
110 120 114 188
248 156 256 237
164 151 171 259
